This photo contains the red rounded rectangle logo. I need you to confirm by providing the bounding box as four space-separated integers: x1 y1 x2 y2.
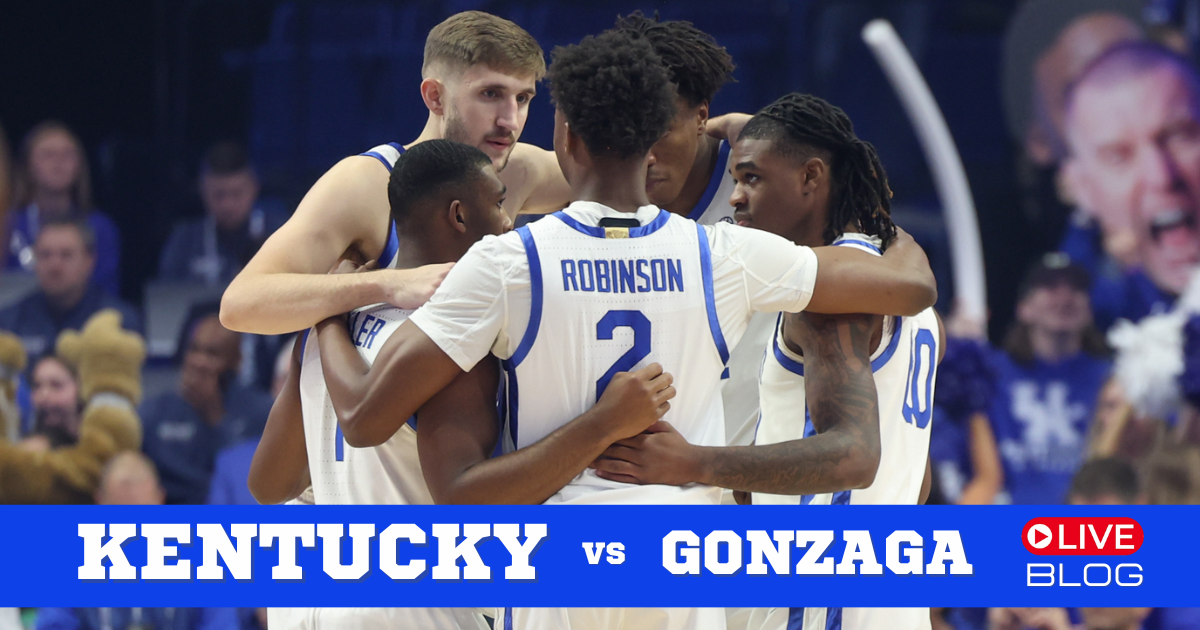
1022 517 1143 555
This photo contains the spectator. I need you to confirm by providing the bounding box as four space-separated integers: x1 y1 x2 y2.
93 451 164 505
26 354 81 447
928 337 1004 505
990 255 1111 504
6 121 120 295
1142 444 1200 505
0 220 141 359
141 313 270 504
208 337 294 506
158 141 286 285
39 453 239 630
1061 42 1200 328
1067 457 1141 504
0 120 11 252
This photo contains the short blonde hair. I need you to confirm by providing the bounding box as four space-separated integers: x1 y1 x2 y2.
423 11 545 81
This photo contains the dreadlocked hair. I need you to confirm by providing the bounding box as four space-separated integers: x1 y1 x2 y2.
547 30 676 160
612 11 735 107
740 93 897 248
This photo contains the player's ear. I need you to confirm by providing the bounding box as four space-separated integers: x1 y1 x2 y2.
802 157 827 193
421 78 447 116
695 102 710 136
447 199 468 233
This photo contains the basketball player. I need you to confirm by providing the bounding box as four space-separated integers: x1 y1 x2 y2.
248 139 676 629
611 13 767 454
590 93 943 630
312 30 934 630
220 11 566 336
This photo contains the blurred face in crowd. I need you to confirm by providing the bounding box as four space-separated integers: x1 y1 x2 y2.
95 453 166 505
1017 281 1092 338
1028 12 1142 165
31 356 80 440
180 315 241 413
646 97 708 207
34 225 94 305
1064 62 1200 294
729 137 829 246
201 168 259 231
438 65 536 172
1079 607 1151 630
28 128 82 195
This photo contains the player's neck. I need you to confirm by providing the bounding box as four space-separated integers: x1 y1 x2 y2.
1029 327 1082 364
394 229 453 268
571 159 653 213
664 136 721 217
409 115 445 147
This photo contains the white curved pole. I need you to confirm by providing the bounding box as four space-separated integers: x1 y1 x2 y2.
862 19 987 324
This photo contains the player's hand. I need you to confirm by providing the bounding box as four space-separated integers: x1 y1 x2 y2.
592 363 674 440
705 112 751 141
328 258 378 275
590 420 700 487
379 263 455 309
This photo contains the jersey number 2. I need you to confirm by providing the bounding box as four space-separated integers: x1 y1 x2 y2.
595 310 652 399
901 328 936 429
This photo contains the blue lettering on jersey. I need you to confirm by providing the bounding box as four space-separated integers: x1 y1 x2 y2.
561 258 684 293
353 314 387 350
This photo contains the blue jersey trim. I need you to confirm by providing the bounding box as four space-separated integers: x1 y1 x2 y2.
502 360 520 449
359 142 405 171
697 223 730 366
504 608 513 630
378 220 400 267
552 208 671 238
772 315 906 376
510 227 543 367
826 607 843 630
787 608 804 630
687 140 731 221
835 239 882 254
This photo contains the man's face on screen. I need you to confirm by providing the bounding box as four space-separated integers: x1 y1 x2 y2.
1065 63 1200 294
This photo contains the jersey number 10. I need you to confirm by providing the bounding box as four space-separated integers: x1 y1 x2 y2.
901 328 936 429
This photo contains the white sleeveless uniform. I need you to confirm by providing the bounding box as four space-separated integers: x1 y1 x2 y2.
746 236 938 630
686 140 775 453
409 201 820 630
269 142 487 630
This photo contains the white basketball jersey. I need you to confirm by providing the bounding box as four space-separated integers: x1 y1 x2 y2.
299 304 433 506
753 234 939 508
360 142 405 270
748 235 936 630
502 209 732 505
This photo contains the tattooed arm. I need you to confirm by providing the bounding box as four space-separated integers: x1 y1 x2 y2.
592 312 882 495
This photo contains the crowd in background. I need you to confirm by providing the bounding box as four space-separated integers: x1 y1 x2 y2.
2 1 1200 629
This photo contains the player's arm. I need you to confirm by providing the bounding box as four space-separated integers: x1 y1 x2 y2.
419 362 675 504
593 312 882 495
248 336 311 504
316 316 464 447
510 144 570 215
220 156 451 335
806 228 937 317
705 112 752 141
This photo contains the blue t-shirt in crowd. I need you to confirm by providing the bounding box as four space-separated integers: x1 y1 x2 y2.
207 437 260 505
989 350 1111 505
0 284 142 360
140 384 271 504
6 205 122 295
36 607 239 630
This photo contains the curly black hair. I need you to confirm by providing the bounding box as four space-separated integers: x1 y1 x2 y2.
547 30 676 160
387 139 491 224
612 12 735 108
740 92 897 248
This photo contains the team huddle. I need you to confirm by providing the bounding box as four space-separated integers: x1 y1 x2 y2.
226 10 942 630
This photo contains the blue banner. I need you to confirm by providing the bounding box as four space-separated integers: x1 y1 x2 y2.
3 505 1195 607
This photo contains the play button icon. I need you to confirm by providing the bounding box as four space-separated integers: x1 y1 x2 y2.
1027 523 1052 549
